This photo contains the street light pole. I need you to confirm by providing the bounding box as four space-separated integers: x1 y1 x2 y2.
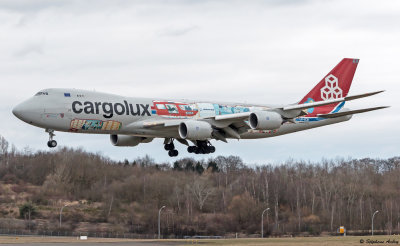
261 208 270 238
372 210 379 236
158 206 166 239
59 204 68 228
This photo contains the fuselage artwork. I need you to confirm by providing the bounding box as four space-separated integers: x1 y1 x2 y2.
12 58 388 157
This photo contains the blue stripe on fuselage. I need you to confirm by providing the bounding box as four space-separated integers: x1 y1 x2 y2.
296 101 345 122
295 117 324 122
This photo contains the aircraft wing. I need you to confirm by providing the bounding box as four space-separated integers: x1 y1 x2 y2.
125 91 386 140
126 119 182 130
214 112 251 121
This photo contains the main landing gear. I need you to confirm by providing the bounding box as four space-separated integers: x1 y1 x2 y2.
46 129 57 148
164 139 216 157
164 139 178 157
187 140 215 155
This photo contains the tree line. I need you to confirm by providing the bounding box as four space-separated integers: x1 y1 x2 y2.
0 134 399 237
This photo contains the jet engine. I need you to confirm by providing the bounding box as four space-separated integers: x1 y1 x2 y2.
179 121 213 140
110 135 153 147
249 111 283 130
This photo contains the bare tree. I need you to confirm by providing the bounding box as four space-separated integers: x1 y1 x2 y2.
190 177 214 211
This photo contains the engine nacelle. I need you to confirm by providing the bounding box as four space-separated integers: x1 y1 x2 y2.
110 135 153 147
179 121 213 140
249 111 283 130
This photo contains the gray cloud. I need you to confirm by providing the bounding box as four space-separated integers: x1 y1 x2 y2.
13 42 44 57
0 0 68 12
157 25 200 37
0 0 398 164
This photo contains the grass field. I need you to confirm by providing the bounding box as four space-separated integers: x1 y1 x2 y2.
181 236 400 245
0 235 398 245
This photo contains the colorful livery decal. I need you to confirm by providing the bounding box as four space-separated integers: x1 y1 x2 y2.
151 101 251 118
213 104 250 115
152 101 198 118
70 119 121 131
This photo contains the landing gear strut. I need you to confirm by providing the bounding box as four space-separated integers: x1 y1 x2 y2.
187 141 215 154
164 138 178 157
46 129 57 148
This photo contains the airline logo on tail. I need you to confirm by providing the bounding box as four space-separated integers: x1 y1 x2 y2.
298 58 360 117
321 74 342 100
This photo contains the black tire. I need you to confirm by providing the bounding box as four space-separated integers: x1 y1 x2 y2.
49 140 57 148
188 146 198 153
165 143 174 151
173 150 179 157
194 148 200 154
168 150 174 157
208 146 216 153
47 141 52 148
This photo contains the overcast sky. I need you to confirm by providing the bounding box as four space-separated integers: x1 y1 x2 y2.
0 0 398 164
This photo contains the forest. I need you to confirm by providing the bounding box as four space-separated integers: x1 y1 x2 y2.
0 134 399 238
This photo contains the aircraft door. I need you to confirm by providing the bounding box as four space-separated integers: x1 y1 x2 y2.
42 103 72 129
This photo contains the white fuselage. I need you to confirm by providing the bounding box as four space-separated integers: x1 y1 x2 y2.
12 88 351 140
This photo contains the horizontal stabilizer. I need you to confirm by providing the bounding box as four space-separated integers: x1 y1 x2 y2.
283 90 384 111
345 90 385 101
317 106 389 118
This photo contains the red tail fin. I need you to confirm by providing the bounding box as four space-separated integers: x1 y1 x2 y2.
299 58 359 117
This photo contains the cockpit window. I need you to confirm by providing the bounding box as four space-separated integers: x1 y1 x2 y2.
35 91 49 96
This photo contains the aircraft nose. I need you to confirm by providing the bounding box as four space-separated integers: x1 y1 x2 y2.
12 101 37 123
12 103 25 119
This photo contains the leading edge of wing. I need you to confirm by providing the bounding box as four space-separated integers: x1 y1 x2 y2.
126 119 182 129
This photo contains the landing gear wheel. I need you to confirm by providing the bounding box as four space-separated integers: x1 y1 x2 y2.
46 129 57 148
168 149 178 157
190 141 216 155
164 143 174 151
187 146 196 153
208 146 216 153
47 140 57 148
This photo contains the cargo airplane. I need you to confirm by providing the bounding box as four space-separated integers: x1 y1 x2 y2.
12 58 387 157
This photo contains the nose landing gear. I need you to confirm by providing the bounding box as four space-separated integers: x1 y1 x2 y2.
46 129 57 148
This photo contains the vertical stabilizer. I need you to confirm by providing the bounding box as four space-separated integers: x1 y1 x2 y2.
299 58 359 117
